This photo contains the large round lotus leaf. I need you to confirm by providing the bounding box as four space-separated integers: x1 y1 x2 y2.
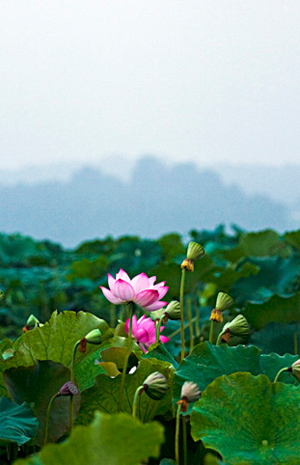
242 293 300 330
0 396 38 446
173 343 299 414
14 411 164 465
4 360 81 446
76 358 173 424
191 373 300 465
0 311 113 373
173 343 261 412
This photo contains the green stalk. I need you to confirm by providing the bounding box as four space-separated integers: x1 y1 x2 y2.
132 385 144 419
216 331 224 346
195 303 201 338
209 320 214 344
180 268 186 362
168 317 197 340
175 404 181 465
118 302 133 412
110 304 116 328
70 340 80 434
186 296 194 354
44 392 58 446
182 415 187 465
294 324 298 355
274 367 289 383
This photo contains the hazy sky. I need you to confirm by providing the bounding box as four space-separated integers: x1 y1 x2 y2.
1 1 300 170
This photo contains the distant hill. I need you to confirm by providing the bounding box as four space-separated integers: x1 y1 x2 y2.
0 157 293 246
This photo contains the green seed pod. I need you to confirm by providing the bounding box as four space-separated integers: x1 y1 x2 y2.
186 242 205 261
150 308 166 322
85 329 102 345
291 359 300 382
215 292 234 312
143 371 168 400
165 301 181 320
219 315 250 345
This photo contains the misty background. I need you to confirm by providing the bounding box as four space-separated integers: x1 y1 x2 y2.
1 2 300 246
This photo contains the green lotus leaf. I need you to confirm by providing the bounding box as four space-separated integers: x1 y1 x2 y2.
173 343 299 414
0 396 38 446
143 343 179 368
76 358 173 425
0 310 113 372
191 373 300 465
14 411 164 465
238 230 291 258
232 253 300 306
242 293 300 330
4 360 81 446
284 229 300 251
251 322 299 355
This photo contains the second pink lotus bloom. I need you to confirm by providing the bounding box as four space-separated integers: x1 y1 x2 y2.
100 269 168 312
125 314 169 353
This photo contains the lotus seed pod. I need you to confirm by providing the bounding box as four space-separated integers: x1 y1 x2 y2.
57 381 79 397
291 359 300 382
85 329 102 345
215 292 234 312
143 371 168 400
177 381 201 412
165 301 181 320
186 242 205 261
150 308 166 322
221 315 250 343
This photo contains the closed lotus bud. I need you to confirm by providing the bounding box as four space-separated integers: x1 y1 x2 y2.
165 301 181 320
291 359 300 382
57 381 79 397
177 381 201 412
215 292 234 312
143 371 168 400
220 315 250 344
85 329 102 345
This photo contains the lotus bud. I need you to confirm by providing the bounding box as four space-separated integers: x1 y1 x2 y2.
57 381 79 397
181 242 205 272
291 359 300 382
177 381 201 412
142 371 168 400
219 315 250 344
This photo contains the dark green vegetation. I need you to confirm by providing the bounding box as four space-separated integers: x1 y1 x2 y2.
0 227 300 464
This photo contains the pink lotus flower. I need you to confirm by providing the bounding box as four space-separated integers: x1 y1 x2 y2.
100 269 168 312
125 314 169 353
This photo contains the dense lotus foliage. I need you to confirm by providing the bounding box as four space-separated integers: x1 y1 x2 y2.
0 226 300 463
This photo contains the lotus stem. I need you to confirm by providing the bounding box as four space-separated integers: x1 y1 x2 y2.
118 302 133 412
186 296 194 354
209 320 214 344
44 392 58 446
70 340 80 434
195 299 201 338
182 415 187 465
294 324 298 355
168 317 197 340
110 304 116 328
180 268 186 362
175 404 181 465
132 385 144 419
274 367 289 383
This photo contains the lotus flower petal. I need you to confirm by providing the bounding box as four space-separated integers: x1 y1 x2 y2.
114 279 135 301
156 286 169 299
143 301 168 312
124 314 169 352
100 287 123 305
135 289 159 308
108 274 116 293
116 269 131 283
131 273 150 293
